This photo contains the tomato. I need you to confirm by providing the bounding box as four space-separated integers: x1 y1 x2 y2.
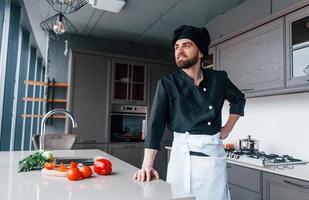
57 163 69 172
94 158 112 175
79 166 93 178
44 161 55 170
70 161 78 169
67 168 80 181
94 166 112 175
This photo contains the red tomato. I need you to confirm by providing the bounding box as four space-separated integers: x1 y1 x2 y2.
94 158 112 175
57 163 69 172
70 161 78 169
67 168 80 181
79 166 93 178
44 162 55 170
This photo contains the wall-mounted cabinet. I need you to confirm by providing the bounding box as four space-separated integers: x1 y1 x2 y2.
217 17 285 94
203 47 216 70
285 5 309 87
111 59 147 104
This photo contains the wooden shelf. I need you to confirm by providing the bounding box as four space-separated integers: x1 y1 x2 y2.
24 80 68 88
21 114 66 119
23 97 67 103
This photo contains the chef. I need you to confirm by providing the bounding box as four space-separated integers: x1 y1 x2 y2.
133 25 246 200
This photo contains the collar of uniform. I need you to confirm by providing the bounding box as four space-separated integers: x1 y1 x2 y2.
176 69 207 87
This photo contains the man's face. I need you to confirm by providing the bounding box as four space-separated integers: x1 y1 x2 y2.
174 39 203 69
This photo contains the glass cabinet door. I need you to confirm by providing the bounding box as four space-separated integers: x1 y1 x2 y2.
286 6 309 86
114 63 129 100
112 59 146 103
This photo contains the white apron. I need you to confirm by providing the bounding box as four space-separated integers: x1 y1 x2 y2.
166 131 230 200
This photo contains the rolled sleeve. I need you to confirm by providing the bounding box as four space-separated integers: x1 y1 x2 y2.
144 79 169 150
223 71 246 116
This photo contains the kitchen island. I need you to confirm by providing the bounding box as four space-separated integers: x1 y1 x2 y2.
0 149 195 200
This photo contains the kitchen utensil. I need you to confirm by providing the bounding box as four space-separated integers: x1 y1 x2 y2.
239 135 259 152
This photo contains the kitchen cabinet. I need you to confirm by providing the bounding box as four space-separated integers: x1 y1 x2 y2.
263 172 309 200
66 51 110 144
108 143 144 168
73 143 108 152
227 163 262 200
217 18 285 94
203 47 216 70
285 5 309 87
111 58 147 104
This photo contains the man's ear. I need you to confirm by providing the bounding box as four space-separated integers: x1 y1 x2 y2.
198 51 204 59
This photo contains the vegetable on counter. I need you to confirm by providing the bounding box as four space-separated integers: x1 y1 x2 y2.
18 151 54 172
94 158 112 175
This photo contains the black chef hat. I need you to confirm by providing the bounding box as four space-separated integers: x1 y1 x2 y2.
172 25 211 58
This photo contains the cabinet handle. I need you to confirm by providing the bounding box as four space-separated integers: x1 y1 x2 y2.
283 180 309 189
227 165 232 169
240 88 254 92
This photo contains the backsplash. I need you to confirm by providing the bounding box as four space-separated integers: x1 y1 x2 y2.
223 91 309 161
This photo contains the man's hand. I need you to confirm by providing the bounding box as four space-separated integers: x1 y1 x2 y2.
220 114 240 139
133 166 159 181
220 126 232 139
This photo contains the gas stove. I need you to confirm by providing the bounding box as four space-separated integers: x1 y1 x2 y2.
226 149 308 167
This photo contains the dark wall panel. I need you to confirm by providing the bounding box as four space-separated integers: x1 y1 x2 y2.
23 47 36 150
0 0 5 48
0 3 20 151
14 28 30 150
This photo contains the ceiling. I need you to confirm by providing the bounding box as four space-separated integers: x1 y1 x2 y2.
22 0 248 57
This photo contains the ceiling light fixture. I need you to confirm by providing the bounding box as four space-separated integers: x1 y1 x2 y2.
88 0 126 13
40 13 77 40
46 0 89 14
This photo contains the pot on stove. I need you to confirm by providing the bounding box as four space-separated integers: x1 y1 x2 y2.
239 135 259 152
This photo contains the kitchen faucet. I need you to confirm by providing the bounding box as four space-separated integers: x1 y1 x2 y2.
40 109 77 151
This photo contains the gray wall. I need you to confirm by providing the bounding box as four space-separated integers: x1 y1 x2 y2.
206 0 304 42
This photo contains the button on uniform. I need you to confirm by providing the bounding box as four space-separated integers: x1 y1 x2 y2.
208 105 213 110
207 122 211 125
203 88 207 92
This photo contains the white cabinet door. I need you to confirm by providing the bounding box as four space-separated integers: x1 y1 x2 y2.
285 5 309 87
217 18 285 93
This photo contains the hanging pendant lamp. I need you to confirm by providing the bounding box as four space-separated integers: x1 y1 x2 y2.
40 13 77 40
46 0 89 14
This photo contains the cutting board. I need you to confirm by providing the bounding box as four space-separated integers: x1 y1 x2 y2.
41 168 67 177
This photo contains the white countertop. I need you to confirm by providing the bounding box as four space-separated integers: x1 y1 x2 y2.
165 146 309 182
0 149 194 200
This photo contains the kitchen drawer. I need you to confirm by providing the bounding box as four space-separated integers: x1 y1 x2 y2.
263 172 309 200
229 184 261 200
227 163 262 193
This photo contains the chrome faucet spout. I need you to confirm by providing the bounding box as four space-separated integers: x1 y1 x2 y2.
39 109 77 151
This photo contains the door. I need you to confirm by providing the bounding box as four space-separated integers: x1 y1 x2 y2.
67 51 110 143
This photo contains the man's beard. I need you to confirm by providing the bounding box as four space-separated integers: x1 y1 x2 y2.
176 54 199 69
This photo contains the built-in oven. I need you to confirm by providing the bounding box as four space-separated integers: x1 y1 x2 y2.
110 104 147 142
